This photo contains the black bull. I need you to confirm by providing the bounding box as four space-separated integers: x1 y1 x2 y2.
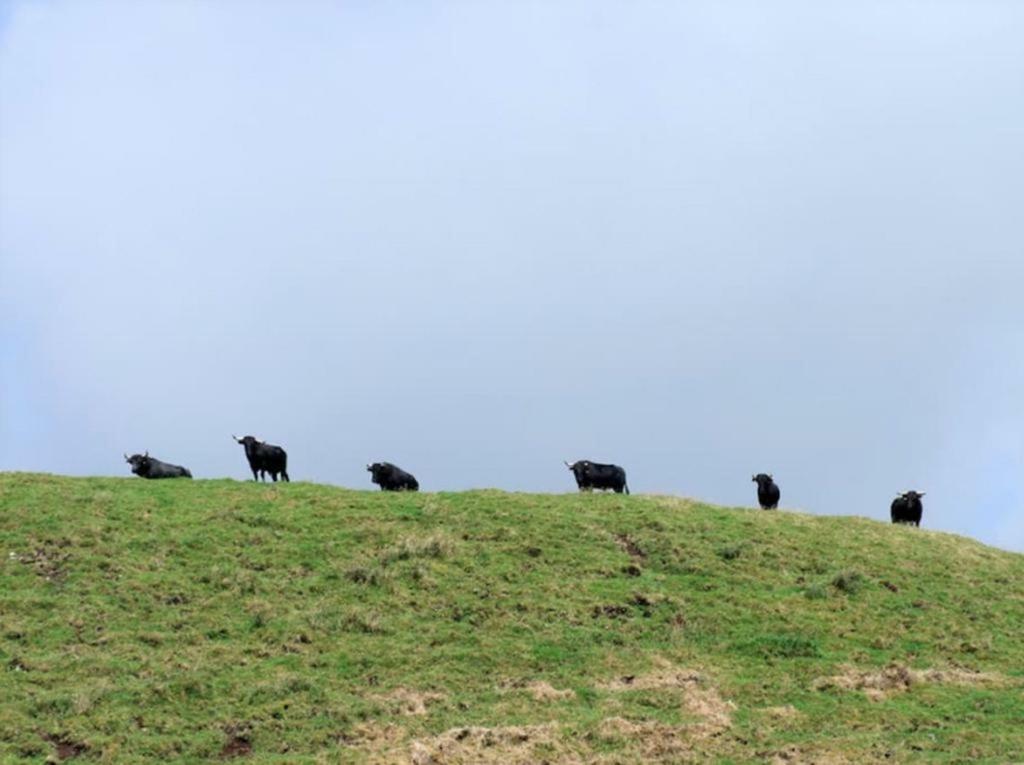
891 491 925 527
233 435 290 482
124 452 192 479
367 462 419 491
565 460 629 494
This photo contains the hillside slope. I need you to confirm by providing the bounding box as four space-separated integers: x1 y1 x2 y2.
1 473 1022 763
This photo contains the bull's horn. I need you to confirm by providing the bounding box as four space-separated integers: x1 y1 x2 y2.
257 439 265 444
124 453 130 462
918 492 926 496
144 451 149 457
366 464 372 470
564 460 573 468
232 434 240 442
751 474 756 481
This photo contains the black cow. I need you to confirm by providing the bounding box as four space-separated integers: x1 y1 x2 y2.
565 460 629 494
752 473 780 509
232 435 289 482
124 451 192 479
891 490 925 527
367 462 419 491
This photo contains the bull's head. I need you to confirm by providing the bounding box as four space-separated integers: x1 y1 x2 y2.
125 452 150 474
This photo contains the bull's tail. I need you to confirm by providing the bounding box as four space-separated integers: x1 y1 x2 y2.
624 482 630 495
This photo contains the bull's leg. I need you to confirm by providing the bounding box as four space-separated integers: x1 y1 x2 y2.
251 468 259 482
270 472 278 482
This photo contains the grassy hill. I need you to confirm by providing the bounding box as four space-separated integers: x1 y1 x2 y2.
1 473 1022 763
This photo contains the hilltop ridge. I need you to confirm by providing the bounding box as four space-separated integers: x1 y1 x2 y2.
1 473 1022 762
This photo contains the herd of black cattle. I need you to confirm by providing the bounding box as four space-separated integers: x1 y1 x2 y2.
123 435 927 528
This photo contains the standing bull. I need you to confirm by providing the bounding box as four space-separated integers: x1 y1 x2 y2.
891 490 925 526
232 435 290 482
752 473 780 509
367 462 419 491
124 452 192 479
565 460 629 494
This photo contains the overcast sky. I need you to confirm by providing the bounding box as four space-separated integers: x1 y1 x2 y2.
2 1 1022 550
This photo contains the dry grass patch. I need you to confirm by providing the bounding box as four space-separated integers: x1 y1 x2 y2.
765 745 857 764
409 723 562 765
812 664 1007 700
760 704 802 721
377 687 446 716
598 659 736 739
498 679 575 701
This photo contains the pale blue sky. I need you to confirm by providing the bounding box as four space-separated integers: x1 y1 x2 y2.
1 1 1022 550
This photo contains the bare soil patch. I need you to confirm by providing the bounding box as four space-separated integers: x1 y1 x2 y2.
41 734 87 761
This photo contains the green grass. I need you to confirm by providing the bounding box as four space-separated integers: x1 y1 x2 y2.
1 473 1022 763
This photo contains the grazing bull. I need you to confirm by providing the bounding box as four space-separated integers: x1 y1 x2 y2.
124 451 192 479
752 473 780 509
891 490 925 527
565 460 629 494
367 462 419 491
232 435 289 482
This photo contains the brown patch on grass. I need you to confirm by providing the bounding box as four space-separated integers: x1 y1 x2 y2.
760 704 802 721
598 660 736 739
763 745 857 764
598 660 702 692
380 534 454 565
409 723 560 765
592 604 630 619
378 687 446 716
526 681 575 701
499 679 576 701
219 724 253 759
15 539 71 582
614 533 645 559
812 664 1005 700
596 717 692 757
344 722 406 751
41 733 87 761
219 736 252 759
